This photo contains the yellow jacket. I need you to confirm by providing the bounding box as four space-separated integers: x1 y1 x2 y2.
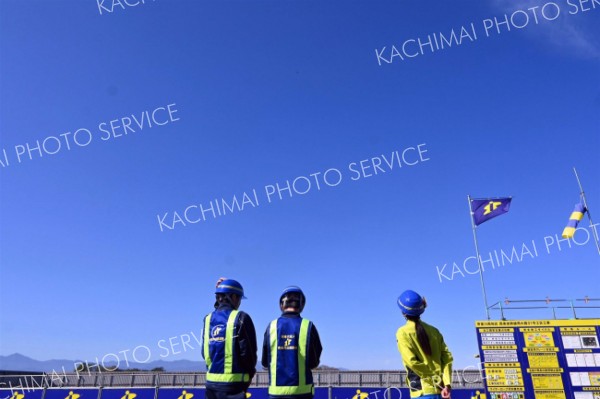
396 320 453 397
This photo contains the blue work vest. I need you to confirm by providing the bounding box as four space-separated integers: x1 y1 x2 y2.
203 309 250 383
268 317 314 396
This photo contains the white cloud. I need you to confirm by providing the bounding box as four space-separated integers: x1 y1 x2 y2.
492 0 600 60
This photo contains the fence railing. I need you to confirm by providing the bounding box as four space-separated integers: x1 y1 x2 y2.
0 371 485 390
488 297 600 320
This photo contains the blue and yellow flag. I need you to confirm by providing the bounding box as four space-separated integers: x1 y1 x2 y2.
562 203 586 238
471 197 512 226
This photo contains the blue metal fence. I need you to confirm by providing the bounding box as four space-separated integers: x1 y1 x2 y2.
0 371 485 399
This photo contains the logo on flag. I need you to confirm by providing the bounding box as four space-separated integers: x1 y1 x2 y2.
471 197 512 226
562 203 586 238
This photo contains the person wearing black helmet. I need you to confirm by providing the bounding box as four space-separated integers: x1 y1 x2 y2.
396 290 453 399
202 278 257 399
262 286 322 399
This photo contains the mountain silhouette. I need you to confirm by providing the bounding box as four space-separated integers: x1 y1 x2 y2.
0 353 206 372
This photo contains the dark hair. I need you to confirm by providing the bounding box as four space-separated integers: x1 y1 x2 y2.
280 295 301 312
216 293 240 307
406 315 432 356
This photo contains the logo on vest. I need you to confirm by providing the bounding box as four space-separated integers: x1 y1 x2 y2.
278 334 297 350
210 324 226 342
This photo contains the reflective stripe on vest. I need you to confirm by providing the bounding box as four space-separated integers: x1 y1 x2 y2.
203 310 249 383
268 318 313 396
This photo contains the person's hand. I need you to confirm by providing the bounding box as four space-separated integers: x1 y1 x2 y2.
216 277 227 287
441 385 451 399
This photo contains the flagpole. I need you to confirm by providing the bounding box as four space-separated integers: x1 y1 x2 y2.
573 167 600 255
467 195 491 320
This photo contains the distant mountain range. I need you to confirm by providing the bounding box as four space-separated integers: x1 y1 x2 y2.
0 353 206 372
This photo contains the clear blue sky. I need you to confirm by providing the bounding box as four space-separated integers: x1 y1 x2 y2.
1 0 599 370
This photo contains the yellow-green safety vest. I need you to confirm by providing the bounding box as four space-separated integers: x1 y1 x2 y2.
268 317 313 396
204 310 250 383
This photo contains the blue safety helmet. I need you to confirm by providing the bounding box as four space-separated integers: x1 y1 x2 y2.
397 290 426 316
215 279 247 299
280 286 306 312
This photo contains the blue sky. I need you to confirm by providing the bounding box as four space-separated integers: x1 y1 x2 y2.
1 0 599 370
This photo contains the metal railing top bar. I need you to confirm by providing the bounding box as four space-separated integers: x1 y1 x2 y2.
487 297 600 320
0 371 485 389
499 298 600 303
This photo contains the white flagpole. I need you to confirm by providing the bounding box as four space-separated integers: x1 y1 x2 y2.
467 195 491 320
573 167 600 256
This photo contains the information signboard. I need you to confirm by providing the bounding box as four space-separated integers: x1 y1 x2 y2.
475 320 600 399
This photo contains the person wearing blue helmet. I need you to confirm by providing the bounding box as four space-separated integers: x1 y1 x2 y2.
202 278 257 399
262 286 322 399
396 290 453 399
